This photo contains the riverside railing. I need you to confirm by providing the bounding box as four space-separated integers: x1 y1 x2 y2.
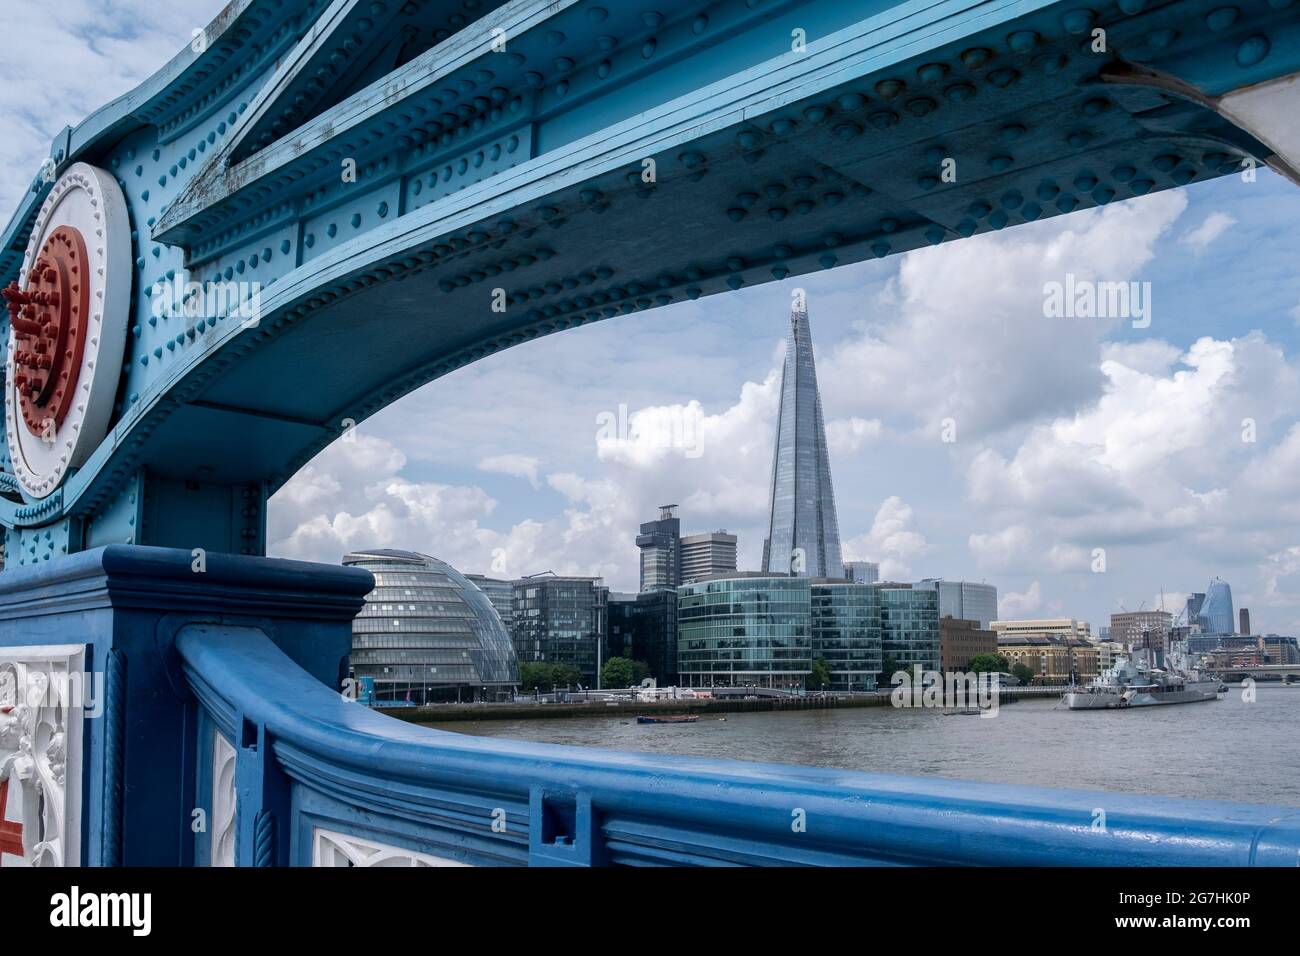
176 622 1300 867
3 545 1297 867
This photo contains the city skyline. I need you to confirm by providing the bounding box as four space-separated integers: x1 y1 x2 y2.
11 7 1297 639
267 170 1300 640
3 0 1297 885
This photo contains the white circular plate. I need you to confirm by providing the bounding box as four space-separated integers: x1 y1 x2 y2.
5 162 130 499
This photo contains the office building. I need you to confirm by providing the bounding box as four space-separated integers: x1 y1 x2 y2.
1206 646 1267 668
812 580 883 691
512 573 608 686
1198 577 1235 635
1268 635 1300 665
917 579 998 629
677 573 812 690
636 504 681 592
1239 608 1251 636
996 635 1099 685
1096 641 1129 671
939 617 997 672
880 584 941 674
844 561 880 584
990 618 1093 641
679 531 738 583
677 575 938 689
1199 633 1300 665
344 550 519 703
1185 592 1206 629
761 306 844 578
1109 610 1173 655
464 573 515 632
607 589 679 685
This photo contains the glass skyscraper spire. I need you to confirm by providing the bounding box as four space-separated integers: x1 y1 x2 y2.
762 305 844 579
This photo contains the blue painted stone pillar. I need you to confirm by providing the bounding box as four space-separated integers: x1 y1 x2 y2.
0 546 372 865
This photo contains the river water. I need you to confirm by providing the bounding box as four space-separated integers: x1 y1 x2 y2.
433 685 1300 805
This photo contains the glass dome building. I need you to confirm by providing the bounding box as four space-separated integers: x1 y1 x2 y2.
344 549 519 703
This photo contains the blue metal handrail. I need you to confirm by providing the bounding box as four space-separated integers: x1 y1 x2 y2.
176 623 1300 866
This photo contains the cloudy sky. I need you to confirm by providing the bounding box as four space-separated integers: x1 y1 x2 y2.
7 2 1300 636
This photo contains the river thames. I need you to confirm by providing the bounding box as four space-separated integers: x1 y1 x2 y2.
434 685 1300 805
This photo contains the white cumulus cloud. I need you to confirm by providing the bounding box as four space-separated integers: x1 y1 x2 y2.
844 496 929 581
1179 211 1236 252
478 454 541 489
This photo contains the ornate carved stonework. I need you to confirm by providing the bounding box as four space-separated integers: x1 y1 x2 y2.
211 730 236 867
0 644 85 867
311 828 469 867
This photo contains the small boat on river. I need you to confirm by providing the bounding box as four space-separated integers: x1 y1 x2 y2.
636 714 700 724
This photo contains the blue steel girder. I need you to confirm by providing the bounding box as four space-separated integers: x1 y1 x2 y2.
1 0 1298 560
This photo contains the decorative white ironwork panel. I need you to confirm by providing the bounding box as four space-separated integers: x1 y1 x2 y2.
211 730 236 867
311 827 470 867
0 644 86 867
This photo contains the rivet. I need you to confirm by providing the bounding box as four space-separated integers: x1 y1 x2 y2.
1033 53 1067 74
1062 9 1096 34
1007 30 1038 53
917 63 948 83
1147 29 1177 50
1205 7 1239 31
1236 36 1270 67
875 79 905 99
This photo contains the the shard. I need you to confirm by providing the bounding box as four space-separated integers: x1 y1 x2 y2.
761 306 844 579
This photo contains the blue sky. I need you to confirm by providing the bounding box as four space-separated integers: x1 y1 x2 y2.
8 2 1300 636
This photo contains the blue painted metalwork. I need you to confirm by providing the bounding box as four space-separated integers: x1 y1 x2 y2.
2 0 1299 866
174 610 1300 866
0 545 369 865
2 0 1299 560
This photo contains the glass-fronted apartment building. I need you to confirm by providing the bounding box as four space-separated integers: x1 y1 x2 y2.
512 574 608 685
811 581 882 691
844 560 879 584
464 573 515 632
915 578 998 629
344 550 519 703
677 574 812 690
678 574 908 691
880 584 941 674
607 589 679 685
